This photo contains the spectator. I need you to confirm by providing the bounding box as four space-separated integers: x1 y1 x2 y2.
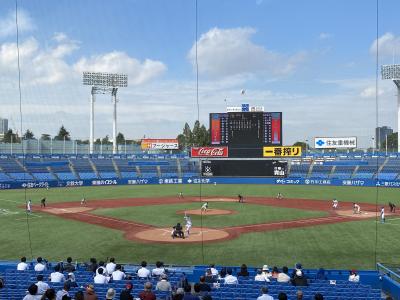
41 288 56 300
218 267 226 280
292 270 308 287
277 266 290 283
18 256 29 271
87 258 98 273
73 291 84 300
139 282 156 300
348 270 360 282
55 282 70 300
386 297 394 300
291 263 302 279
0 277 3 289
119 282 134 300
156 274 172 291
204 269 216 283
255 269 269 282
111 264 125 281
314 293 324 300
193 284 202 298
172 287 184 300
316 268 327 280
23 283 40 300
35 257 46 272
36 275 49 295
84 284 98 300
177 273 190 290
183 284 200 300
261 265 272 279
65 273 78 289
209 264 218 276
202 296 212 300
256 287 274 300
224 268 238 284
296 290 304 300
278 292 288 300
198 276 211 292
50 264 65 283
137 261 151 278
96 261 106 276
63 257 75 273
106 258 116 275
152 261 165 277
271 266 280 279
106 288 116 300
94 268 109 284
237 264 249 277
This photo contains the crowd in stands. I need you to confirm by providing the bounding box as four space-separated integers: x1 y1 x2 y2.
0 257 391 300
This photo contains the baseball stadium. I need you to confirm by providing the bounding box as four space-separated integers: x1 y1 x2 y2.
1 1 400 299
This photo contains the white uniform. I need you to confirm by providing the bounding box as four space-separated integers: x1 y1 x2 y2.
27 200 32 213
353 204 360 214
381 207 385 223
201 202 208 211
332 199 338 209
184 216 192 236
81 198 86 205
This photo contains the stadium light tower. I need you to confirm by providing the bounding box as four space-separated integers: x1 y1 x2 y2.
83 72 128 154
381 64 400 152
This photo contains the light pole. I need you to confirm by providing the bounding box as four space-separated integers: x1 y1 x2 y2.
372 137 375 155
305 139 309 156
83 72 128 154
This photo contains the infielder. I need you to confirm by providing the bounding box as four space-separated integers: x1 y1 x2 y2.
80 197 86 206
332 198 338 210
353 203 360 214
277 192 283 200
184 213 192 237
178 192 184 199
26 199 32 213
381 206 385 223
40 197 46 208
201 202 209 212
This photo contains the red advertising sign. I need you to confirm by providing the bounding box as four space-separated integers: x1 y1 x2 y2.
210 114 221 145
191 147 228 157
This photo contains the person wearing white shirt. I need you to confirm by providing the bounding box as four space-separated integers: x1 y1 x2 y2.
23 284 41 300
209 264 218 276
50 265 65 283
348 270 360 283
137 261 151 278
224 268 238 284
152 261 165 276
257 287 274 300
96 261 107 276
55 283 70 300
112 264 126 281
35 275 49 295
254 269 270 282
106 258 116 275
277 266 291 283
17 257 29 271
94 268 109 284
34 257 46 272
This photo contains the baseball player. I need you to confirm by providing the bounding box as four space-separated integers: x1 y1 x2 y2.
201 202 209 212
40 197 46 208
277 192 283 200
26 199 32 213
332 198 338 210
178 192 184 199
353 203 360 214
184 213 192 237
381 206 385 223
80 197 86 206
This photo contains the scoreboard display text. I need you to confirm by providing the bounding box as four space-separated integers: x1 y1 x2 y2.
201 159 287 177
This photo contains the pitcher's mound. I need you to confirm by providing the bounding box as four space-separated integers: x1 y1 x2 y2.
177 209 235 216
129 227 230 243
44 207 92 215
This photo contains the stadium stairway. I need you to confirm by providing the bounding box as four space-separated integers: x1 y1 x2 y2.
111 158 122 179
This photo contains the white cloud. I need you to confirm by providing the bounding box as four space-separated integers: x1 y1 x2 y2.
74 51 167 85
319 32 332 40
188 27 306 78
370 32 400 58
360 86 384 98
0 10 35 39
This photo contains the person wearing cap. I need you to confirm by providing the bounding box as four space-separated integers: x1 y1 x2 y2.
35 274 49 295
106 288 116 300
277 266 290 283
84 284 98 300
291 263 303 279
119 282 134 300
17 256 29 271
255 269 270 282
139 282 156 300
156 274 172 291
111 264 126 281
291 270 308 286
65 272 78 289
34 257 46 272
257 286 274 300
348 270 360 282
261 265 272 279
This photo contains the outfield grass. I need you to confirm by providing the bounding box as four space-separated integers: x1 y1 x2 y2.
0 184 398 269
93 202 327 228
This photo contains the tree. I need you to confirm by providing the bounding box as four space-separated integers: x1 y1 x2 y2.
176 120 210 149
54 125 70 141
381 132 398 151
41 134 51 140
2 129 20 143
293 141 309 151
116 132 125 144
102 135 112 145
23 129 35 139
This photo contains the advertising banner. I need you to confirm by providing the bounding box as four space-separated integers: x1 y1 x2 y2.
314 137 357 149
141 139 179 150
191 147 228 157
263 146 302 157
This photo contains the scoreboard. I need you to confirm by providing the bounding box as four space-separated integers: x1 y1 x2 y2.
210 112 282 156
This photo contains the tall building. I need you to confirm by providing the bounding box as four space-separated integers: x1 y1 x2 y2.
375 126 393 148
0 118 8 134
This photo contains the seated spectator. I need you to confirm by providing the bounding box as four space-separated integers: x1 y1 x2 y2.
198 276 211 292
204 269 216 283
23 283 40 300
224 268 238 284
278 292 288 300
152 261 165 276
172 287 184 300
0 277 3 289
65 273 78 289
36 275 49 295
209 264 218 276
218 267 226 280
137 261 151 278
106 258 116 275
95 261 106 276
292 270 308 287
237 264 249 277
177 272 190 290
316 268 327 280
192 284 202 298
119 282 134 300
106 288 116 300
271 266 280 279
94 268 109 284
314 293 324 300
348 270 360 282
18 256 29 271
41 288 56 300
156 274 172 291
291 263 302 279
87 258 98 273
256 287 273 300
55 282 70 300
254 269 268 282
261 265 272 279
35 257 46 272
84 284 98 300
277 266 290 283
112 264 126 281
296 290 304 300
63 257 75 273
139 282 156 300
73 291 84 300
50 264 65 283
183 284 200 300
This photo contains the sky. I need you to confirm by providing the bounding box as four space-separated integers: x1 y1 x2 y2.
0 0 400 147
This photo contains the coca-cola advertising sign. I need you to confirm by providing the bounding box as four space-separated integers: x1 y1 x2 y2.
191 147 228 157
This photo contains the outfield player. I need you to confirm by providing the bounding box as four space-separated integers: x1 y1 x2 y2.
184 213 192 237
332 198 338 210
353 203 360 214
26 199 32 213
381 206 385 223
201 202 209 212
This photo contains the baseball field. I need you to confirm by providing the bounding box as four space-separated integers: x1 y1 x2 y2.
0 184 399 270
